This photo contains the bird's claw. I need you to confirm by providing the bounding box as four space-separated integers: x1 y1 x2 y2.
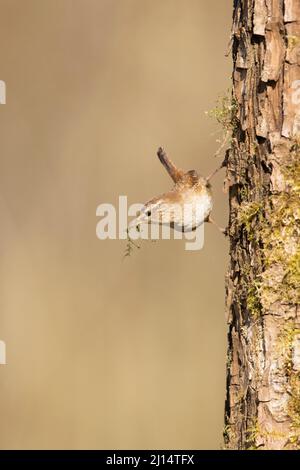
221 227 228 237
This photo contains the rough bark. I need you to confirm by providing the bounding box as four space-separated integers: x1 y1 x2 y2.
224 0 300 450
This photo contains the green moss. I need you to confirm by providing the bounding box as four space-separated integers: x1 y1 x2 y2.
246 418 288 449
239 185 250 202
245 419 260 449
276 323 300 448
223 422 236 447
247 283 262 318
257 141 300 306
277 323 300 366
283 155 300 196
288 373 300 447
260 188 300 305
237 202 263 237
208 89 238 131
283 249 300 302
287 35 300 50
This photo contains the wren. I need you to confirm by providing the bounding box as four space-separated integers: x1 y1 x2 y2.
129 147 227 235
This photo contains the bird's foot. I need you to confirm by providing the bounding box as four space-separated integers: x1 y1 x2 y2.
207 216 228 237
220 226 228 237
206 151 228 183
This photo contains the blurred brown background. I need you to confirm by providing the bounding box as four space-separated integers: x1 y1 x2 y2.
0 0 231 449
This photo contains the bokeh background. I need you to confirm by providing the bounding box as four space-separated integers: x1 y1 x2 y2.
0 0 231 449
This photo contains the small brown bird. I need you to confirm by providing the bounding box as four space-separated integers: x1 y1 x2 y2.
129 147 226 235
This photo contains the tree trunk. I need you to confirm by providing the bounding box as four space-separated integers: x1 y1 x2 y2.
224 0 300 450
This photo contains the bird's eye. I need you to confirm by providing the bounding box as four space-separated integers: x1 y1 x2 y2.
146 209 151 217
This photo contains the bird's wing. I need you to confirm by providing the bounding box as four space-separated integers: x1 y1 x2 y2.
157 147 185 183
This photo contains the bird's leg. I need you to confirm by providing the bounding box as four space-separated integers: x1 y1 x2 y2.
207 215 228 236
206 165 223 182
206 150 228 183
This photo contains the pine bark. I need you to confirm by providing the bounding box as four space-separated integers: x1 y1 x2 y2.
225 0 300 449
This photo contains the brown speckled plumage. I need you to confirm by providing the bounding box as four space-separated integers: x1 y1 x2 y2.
129 147 226 234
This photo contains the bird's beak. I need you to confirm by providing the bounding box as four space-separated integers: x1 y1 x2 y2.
127 215 144 236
